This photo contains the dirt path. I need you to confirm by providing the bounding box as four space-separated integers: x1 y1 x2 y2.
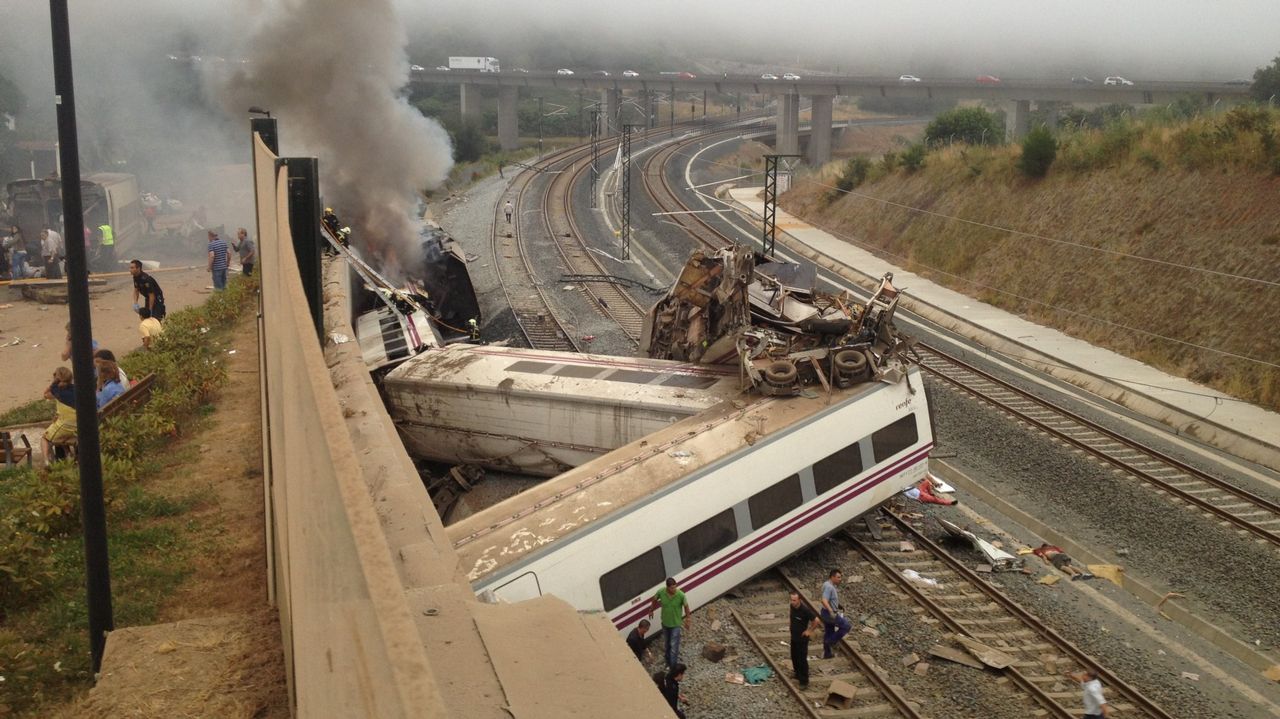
56 311 289 718
0 264 232 413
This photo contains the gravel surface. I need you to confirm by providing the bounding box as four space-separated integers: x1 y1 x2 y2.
926 378 1280 651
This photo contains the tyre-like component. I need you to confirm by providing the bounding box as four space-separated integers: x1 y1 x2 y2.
833 349 867 376
764 360 797 385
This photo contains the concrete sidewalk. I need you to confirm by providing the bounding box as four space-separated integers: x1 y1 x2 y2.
729 187 1280 471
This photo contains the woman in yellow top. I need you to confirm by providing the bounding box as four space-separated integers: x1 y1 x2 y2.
42 367 77 465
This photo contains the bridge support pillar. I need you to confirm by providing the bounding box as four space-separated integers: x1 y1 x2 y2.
637 90 654 128
460 83 482 123
1038 100 1061 134
498 85 519 151
1005 99 1031 142
807 94 834 165
600 88 621 137
776 93 800 155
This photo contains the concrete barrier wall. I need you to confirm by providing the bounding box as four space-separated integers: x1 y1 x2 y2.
254 136 449 717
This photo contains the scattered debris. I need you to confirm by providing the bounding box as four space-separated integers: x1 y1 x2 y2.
1086 564 1124 586
1116 548 1130 557
1181 671 1200 681
929 645 984 670
975 564 993 573
1155 592 1186 620
901 652 920 666
701 643 728 663
725 672 745 685
825 679 857 709
1038 575 1061 586
955 636 1016 669
757 612 777 621
902 569 940 587
710 620 722 632
740 665 773 685
1262 665 1280 682
899 541 915 552
913 661 930 676
937 519 1022 571
860 626 880 637
329 332 352 344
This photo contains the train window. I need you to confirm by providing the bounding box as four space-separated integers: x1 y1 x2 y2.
813 443 864 494
872 413 918 462
748 474 803 529
677 508 738 567
599 546 666 611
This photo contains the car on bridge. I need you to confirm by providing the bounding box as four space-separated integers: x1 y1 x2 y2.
782 72 801 81
594 70 610 77
899 74 922 83
409 64 424 72
677 71 697 79
622 70 640 77
761 73 778 80
1104 76 1134 86
434 66 449 72
976 74 1001 85
513 67 530 73
1071 76 1094 85
557 68 574 76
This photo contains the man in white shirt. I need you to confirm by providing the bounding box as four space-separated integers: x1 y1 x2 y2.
41 227 63 279
1066 669 1109 718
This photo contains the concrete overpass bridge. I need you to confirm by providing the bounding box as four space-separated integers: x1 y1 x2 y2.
411 71 1252 163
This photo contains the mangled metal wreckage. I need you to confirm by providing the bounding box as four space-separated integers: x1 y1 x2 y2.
641 244 915 395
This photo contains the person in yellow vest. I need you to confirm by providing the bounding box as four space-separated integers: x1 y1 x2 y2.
97 223 115 272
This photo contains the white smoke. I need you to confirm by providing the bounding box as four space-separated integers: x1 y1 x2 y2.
221 0 454 276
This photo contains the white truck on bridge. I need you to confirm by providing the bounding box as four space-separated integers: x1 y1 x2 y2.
448 56 500 73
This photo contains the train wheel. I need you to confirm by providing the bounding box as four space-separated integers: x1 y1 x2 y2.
833 349 867 376
764 360 797 385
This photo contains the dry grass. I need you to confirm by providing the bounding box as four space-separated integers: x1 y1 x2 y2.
784 113 1280 410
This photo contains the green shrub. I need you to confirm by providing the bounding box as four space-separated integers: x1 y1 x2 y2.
925 106 1003 147
827 156 871 202
1018 125 1058 178
879 151 899 173
902 142 927 171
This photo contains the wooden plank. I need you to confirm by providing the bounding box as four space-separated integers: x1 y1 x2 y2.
955 636 1016 669
928 644 985 670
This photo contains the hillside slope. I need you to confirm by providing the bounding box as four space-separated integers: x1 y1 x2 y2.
782 119 1280 410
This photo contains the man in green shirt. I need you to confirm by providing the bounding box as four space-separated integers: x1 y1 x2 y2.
650 577 691 669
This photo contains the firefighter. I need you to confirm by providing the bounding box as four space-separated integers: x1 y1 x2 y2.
322 207 341 236
468 318 481 342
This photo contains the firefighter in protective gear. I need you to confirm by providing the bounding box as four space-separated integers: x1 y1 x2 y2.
468 318 480 341
322 207 341 236
97 223 115 272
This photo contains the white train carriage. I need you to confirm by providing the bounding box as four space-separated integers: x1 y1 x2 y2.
447 365 933 633
384 344 743 476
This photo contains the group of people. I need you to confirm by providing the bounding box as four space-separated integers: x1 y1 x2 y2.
1 222 120 279
40 341 129 466
206 227 255 290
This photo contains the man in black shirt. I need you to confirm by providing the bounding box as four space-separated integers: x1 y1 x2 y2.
789 591 821 687
625 618 650 662
129 260 167 320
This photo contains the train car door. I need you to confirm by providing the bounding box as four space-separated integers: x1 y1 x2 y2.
492 572 542 603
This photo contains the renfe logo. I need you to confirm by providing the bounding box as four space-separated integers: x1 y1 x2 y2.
894 398 914 412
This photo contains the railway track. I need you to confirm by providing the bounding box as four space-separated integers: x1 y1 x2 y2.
843 510 1174 719
644 129 1280 552
728 571 923 719
540 144 648 341
491 145 582 351
916 344 1280 549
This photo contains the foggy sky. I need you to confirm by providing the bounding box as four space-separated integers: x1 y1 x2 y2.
1 0 1276 236
402 0 1280 79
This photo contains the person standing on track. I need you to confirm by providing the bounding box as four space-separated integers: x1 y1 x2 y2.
503 200 514 224
819 568 852 658
649 577 691 670
1065 669 1109 717
788 591 821 688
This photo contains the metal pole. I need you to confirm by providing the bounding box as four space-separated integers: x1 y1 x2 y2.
278 157 324 342
48 0 113 673
702 90 707 125
589 109 600 208
578 90 584 139
669 82 675 137
763 155 778 256
538 97 544 151
621 125 634 260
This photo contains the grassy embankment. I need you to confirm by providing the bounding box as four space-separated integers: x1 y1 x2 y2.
0 275 258 715
784 106 1280 410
